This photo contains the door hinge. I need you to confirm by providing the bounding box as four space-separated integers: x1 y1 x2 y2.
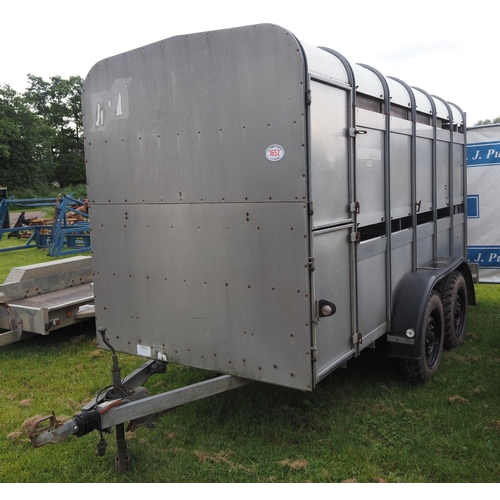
305 89 312 106
308 201 314 216
311 346 318 362
352 332 363 345
350 231 361 245
308 257 315 271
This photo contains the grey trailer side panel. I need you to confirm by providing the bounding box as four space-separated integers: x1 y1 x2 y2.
309 80 351 228
357 237 387 342
313 227 355 381
436 131 451 210
390 119 412 220
354 109 386 227
415 132 434 214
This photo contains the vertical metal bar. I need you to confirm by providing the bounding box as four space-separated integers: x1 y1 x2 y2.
413 87 437 261
115 423 129 473
295 40 316 385
433 96 455 255
388 77 417 275
319 47 358 351
449 102 468 257
359 64 392 328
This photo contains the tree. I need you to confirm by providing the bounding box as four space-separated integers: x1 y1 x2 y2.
474 116 500 126
24 75 85 187
0 85 55 189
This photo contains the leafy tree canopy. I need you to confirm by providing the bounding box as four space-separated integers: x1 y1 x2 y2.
474 116 500 126
0 75 85 190
0 84 55 189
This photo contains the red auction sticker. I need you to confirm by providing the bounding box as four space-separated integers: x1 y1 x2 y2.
265 144 285 162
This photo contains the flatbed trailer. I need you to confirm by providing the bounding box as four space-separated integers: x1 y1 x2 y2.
0 256 94 347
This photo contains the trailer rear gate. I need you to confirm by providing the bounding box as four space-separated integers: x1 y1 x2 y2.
84 24 469 392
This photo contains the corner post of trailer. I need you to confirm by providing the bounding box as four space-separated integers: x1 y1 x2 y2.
449 101 468 257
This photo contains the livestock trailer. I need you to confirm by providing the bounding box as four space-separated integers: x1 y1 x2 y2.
30 24 475 470
467 123 500 282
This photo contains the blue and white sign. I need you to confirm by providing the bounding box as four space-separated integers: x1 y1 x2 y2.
468 246 500 268
467 141 500 167
467 125 500 282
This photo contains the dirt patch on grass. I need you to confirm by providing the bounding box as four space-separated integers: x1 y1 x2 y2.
449 395 468 405
195 450 249 471
279 458 309 469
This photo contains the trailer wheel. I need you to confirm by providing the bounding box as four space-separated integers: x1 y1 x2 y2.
401 291 444 383
438 271 467 350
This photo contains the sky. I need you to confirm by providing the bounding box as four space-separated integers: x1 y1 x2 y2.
1 0 498 126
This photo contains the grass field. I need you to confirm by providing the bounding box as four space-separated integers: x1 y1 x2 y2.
1 243 499 483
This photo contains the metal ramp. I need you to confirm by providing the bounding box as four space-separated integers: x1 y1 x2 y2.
0 256 95 347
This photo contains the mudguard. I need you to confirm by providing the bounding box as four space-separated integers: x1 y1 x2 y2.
388 257 475 360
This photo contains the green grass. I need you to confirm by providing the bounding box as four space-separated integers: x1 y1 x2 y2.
0 283 499 482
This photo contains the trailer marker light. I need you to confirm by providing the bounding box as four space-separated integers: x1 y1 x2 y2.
318 300 337 318
322 305 334 316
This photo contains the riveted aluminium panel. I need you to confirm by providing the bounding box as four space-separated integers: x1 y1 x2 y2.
312 227 354 381
357 237 387 339
90 202 312 390
415 133 433 214
390 125 412 219
354 112 385 226
436 135 451 209
84 25 308 206
84 24 313 390
453 142 464 205
309 80 350 228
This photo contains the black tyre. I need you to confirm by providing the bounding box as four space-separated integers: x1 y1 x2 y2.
401 291 444 383
438 271 467 350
